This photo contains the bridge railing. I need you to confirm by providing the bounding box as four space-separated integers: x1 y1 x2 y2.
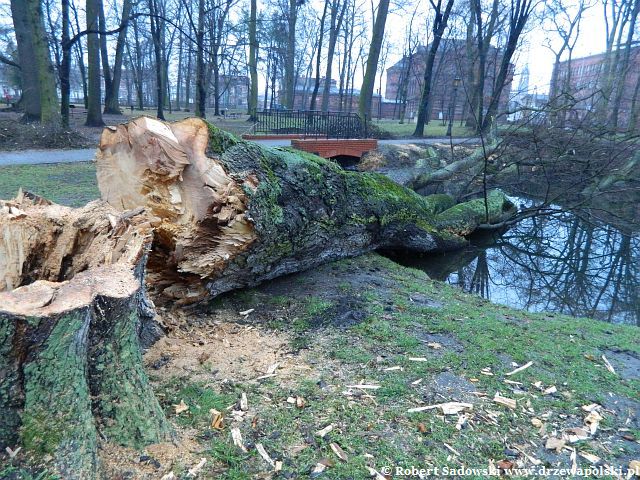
254 109 367 139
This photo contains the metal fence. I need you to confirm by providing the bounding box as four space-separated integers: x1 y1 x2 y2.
254 109 367 139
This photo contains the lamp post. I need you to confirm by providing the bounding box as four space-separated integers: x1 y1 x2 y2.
446 77 462 137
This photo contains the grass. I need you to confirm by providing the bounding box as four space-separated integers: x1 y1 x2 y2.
155 254 639 479
371 119 474 138
0 162 99 207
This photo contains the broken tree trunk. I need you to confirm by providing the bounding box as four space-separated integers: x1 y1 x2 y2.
97 117 516 305
0 192 171 479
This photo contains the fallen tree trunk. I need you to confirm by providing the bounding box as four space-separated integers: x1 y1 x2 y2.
0 192 171 479
97 117 515 305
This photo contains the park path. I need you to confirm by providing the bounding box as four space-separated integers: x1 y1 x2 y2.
0 138 479 166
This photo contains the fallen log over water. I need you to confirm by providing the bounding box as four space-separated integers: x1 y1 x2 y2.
0 192 171 479
97 117 516 305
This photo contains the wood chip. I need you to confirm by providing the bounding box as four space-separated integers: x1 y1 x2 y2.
330 442 349 462
186 458 207 478
312 463 327 474
505 361 533 376
408 357 428 362
584 410 603 435
563 427 590 443
545 437 566 452
531 418 543 428
240 392 248 411
427 342 442 349
543 385 557 395
346 384 381 390
160 473 176 480
231 427 247 452
266 362 279 374
239 308 254 316
443 442 461 456
210 409 224 430
601 355 616 375
407 402 473 414
255 443 275 468
383 366 403 371
5 446 21 459
366 467 387 480
493 393 517 409
579 451 601 464
174 399 188 415
316 424 334 438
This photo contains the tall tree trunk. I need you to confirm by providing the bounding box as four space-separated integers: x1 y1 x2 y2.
248 0 259 120
98 0 113 113
195 0 206 118
71 2 89 108
284 0 298 109
61 0 71 127
148 0 165 120
358 0 390 121
481 0 533 132
86 0 104 126
310 1 329 111
413 0 455 137
321 0 347 112
11 0 61 125
104 0 133 114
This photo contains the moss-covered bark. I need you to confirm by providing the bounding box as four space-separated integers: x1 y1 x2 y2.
0 293 171 479
97 117 517 304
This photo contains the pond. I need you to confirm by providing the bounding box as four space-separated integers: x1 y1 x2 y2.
387 198 640 326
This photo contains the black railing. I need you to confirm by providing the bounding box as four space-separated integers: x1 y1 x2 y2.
254 109 367 139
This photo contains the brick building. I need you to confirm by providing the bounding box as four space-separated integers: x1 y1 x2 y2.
549 46 640 130
285 77 383 114
385 39 514 123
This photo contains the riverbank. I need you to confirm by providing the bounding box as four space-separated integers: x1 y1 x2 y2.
1 153 638 480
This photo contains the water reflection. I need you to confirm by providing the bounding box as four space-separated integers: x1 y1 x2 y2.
389 208 640 326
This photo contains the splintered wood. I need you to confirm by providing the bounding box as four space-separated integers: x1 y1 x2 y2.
0 191 154 315
97 116 256 304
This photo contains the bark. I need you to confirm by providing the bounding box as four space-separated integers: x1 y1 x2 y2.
358 0 390 120
0 192 170 479
86 0 104 127
96 117 515 305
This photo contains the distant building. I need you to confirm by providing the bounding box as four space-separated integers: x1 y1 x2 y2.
281 77 384 114
549 46 640 130
385 39 514 123
215 75 249 110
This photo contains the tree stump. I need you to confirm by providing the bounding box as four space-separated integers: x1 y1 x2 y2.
0 192 171 479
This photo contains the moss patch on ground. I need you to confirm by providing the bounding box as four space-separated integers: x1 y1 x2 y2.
0 162 99 207
144 254 639 479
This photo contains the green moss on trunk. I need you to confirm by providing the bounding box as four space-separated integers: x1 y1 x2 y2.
20 309 99 478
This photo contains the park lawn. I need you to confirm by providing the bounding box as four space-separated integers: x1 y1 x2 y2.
372 119 474 138
148 254 639 479
0 162 99 207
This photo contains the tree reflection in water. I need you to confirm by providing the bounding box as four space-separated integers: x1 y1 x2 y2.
388 207 639 326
